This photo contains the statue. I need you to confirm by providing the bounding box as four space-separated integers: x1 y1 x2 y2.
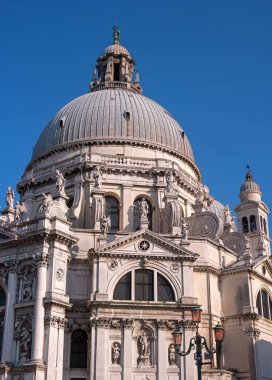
19 325 32 360
112 342 121 365
138 331 151 366
181 221 188 240
166 171 177 193
169 344 176 365
100 215 111 236
195 185 205 204
139 198 149 219
55 170 66 193
40 193 52 213
15 201 22 221
22 267 33 301
6 187 15 208
92 166 103 189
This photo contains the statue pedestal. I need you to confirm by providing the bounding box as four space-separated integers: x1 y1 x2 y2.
140 217 149 230
98 235 108 246
1 207 15 223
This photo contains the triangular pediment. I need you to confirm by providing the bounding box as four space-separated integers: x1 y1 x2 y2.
252 256 272 281
94 229 197 261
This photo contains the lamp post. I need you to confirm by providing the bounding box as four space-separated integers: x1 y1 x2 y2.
172 307 224 380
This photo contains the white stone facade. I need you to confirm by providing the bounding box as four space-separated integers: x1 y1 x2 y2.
0 28 271 380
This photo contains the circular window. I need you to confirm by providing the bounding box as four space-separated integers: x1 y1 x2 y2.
138 240 150 252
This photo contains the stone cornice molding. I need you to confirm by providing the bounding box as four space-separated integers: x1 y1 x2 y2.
193 265 220 276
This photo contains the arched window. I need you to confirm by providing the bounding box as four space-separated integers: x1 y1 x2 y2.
250 215 257 232
256 289 272 320
70 330 88 368
105 196 119 233
242 217 249 233
260 216 263 232
157 274 175 301
133 198 152 230
263 219 268 235
113 269 175 302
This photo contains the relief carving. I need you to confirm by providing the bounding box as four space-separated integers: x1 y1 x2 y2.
112 342 121 365
137 330 151 367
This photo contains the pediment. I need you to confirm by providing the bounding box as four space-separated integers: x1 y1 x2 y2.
253 256 272 280
0 227 15 243
94 229 197 261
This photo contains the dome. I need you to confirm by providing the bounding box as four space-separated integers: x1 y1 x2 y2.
102 43 131 58
240 171 260 193
208 200 226 224
32 89 195 163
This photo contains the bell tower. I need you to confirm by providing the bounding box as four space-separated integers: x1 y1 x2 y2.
235 167 270 257
89 25 142 93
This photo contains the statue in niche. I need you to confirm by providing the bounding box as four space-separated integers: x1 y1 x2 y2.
55 169 66 193
169 344 176 365
137 330 151 366
112 342 121 365
181 220 188 240
6 187 15 208
92 166 103 189
139 198 149 219
166 171 177 193
100 215 111 236
15 202 22 221
40 193 52 213
22 267 33 301
19 324 32 362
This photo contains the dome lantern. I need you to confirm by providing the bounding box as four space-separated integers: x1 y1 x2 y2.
89 26 142 94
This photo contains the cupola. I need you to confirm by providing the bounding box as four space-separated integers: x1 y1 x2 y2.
89 26 142 94
239 168 261 202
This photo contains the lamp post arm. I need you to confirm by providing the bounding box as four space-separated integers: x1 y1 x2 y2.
201 336 216 354
176 337 196 357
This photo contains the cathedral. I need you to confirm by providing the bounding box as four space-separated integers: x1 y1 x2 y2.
0 26 271 380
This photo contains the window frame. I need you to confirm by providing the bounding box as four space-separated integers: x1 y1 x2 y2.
70 329 88 369
256 289 272 320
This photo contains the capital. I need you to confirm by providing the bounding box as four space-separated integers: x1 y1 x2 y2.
33 250 48 267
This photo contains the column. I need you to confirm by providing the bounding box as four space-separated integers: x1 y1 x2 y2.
157 324 167 380
95 321 108 380
122 319 133 380
1 260 17 363
56 318 66 380
31 250 48 363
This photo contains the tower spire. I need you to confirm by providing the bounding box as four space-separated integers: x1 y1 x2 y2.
113 24 120 44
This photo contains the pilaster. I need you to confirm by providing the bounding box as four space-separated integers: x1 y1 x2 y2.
122 319 133 380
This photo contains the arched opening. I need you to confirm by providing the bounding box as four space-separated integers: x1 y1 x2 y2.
250 215 257 232
113 270 175 302
256 289 272 320
263 219 268 235
133 198 152 231
105 196 120 233
242 217 249 233
70 329 88 368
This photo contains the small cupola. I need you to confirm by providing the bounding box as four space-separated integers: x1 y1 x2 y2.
89 26 142 94
239 167 261 202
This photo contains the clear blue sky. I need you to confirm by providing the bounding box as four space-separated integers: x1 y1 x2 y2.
1 0 272 218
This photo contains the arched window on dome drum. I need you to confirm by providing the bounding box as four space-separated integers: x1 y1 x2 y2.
113 270 175 302
242 217 249 233
133 198 153 231
250 215 257 232
70 330 88 369
256 289 272 320
105 196 120 233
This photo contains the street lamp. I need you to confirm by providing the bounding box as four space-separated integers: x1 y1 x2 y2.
172 307 224 380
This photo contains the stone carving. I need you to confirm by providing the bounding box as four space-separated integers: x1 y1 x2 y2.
139 198 149 219
33 249 48 267
56 268 65 281
137 330 151 366
163 200 183 234
165 171 178 193
15 202 22 221
100 215 111 236
224 204 236 230
244 327 260 339
55 169 66 193
16 322 32 363
134 198 150 230
107 259 119 270
39 193 53 214
69 172 84 220
257 233 267 255
112 342 121 365
6 187 15 208
188 211 222 240
169 344 176 365
170 262 180 273
193 184 206 213
222 232 246 256
92 166 103 189
22 266 34 301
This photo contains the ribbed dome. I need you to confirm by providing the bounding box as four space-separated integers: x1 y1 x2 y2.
103 43 131 58
32 89 195 162
240 171 260 193
209 200 226 223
